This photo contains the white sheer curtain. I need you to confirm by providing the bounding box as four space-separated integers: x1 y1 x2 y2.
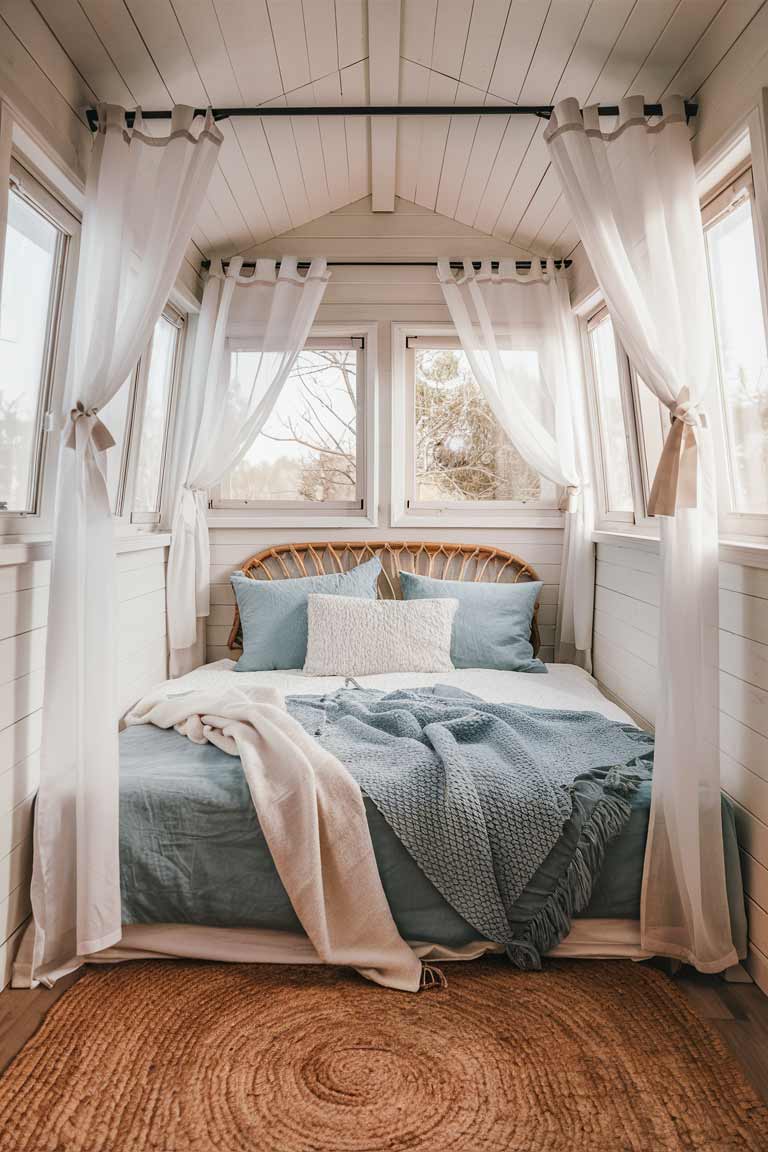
27 105 222 983
545 95 737 972
166 256 330 676
0 102 12 311
437 259 594 669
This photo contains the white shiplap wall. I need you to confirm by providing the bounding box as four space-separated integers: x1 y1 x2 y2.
0 556 47 990
0 538 169 989
593 539 768 995
207 197 564 665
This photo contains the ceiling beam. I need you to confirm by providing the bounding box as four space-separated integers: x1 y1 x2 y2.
367 0 401 211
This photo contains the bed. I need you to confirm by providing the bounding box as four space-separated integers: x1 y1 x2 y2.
109 542 747 970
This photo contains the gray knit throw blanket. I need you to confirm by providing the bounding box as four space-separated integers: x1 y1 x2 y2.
287 685 654 967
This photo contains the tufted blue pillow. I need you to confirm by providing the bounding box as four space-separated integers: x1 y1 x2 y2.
399 570 546 673
232 556 382 671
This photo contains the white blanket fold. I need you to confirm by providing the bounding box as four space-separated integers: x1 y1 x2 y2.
125 681 423 992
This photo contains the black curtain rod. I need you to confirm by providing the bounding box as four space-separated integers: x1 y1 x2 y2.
200 258 572 271
86 102 697 131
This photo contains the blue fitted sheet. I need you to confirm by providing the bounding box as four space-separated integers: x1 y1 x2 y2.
119 722 747 952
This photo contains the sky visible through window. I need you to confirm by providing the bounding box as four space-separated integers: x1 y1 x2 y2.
133 316 177 514
707 196 768 515
0 191 57 512
588 315 633 514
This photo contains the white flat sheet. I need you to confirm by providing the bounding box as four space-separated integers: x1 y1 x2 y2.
179 659 636 726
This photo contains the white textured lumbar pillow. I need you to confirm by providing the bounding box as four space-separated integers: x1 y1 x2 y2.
304 593 458 677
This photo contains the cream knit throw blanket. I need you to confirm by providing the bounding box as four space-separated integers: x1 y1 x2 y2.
125 680 426 992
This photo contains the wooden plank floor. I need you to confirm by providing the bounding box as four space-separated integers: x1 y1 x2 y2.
0 969 81 1075
0 965 767 1102
676 971 768 1104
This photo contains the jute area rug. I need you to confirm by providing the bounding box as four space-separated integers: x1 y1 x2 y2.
0 958 766 1152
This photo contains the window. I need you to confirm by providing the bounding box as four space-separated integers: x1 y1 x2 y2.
401 335 558 518
631 367 669 510
0 166 70 515
132 309 183 521
99 370 138 513
580 158 768 541
214 337 366 514
96 308 182 520
703 167 768 519
585 310 634 519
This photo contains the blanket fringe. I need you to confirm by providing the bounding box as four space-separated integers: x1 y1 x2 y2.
505 766 642 971
420 962 447 990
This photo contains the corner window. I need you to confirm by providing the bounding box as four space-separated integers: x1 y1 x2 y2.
132 309 183 522
0 165 71 515
585 309 634 520
583 305 670 528
400 335 558 520
99 369 138 514
631 367 669 512
212 336 367 516
703 166 768 520
98 307 183 521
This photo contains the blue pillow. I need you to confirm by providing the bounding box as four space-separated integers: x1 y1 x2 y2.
399 570 546 673
232 557 382 671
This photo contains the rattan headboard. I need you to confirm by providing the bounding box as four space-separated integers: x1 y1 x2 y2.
228 540 542 654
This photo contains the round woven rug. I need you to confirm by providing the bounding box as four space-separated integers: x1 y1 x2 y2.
1 958 766 1151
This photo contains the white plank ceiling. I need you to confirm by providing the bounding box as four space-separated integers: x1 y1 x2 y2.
6 0 766 260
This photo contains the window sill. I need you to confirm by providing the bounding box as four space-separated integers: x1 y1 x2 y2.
592 527 659 551
114 530 171 554
592 528 768 571
0 534 51 567
392 509 565 530
207 511 379 530
0 528 171 567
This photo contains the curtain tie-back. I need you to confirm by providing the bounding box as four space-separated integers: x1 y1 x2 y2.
64 401 116 453
559 485 581 513
671 391 708 430
648 387 706 517
178 484 207 531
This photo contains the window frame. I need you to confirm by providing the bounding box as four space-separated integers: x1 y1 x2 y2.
207 323 378 529
391 324 564 530
582 156 768 545
129 304 185 526
582 305 671 534
105 361 141 521
0 157 79 533
582 306 637 528
701 162 768 540
104 303 185 528
628 361 671 517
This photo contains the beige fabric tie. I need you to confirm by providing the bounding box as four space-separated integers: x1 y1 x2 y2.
64 401 116 453
648 387 707 517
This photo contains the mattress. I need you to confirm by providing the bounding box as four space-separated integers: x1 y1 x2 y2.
118 662 746 954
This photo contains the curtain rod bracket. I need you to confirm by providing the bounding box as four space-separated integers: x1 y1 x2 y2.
85 102 697 132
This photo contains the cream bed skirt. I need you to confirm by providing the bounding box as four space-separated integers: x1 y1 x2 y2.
91 919 653 967
12 918 652 987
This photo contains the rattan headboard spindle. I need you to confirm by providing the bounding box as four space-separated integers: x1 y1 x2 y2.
227 540 542 655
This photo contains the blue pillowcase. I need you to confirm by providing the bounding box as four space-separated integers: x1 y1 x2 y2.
232 557 382 671
399 570 546 673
